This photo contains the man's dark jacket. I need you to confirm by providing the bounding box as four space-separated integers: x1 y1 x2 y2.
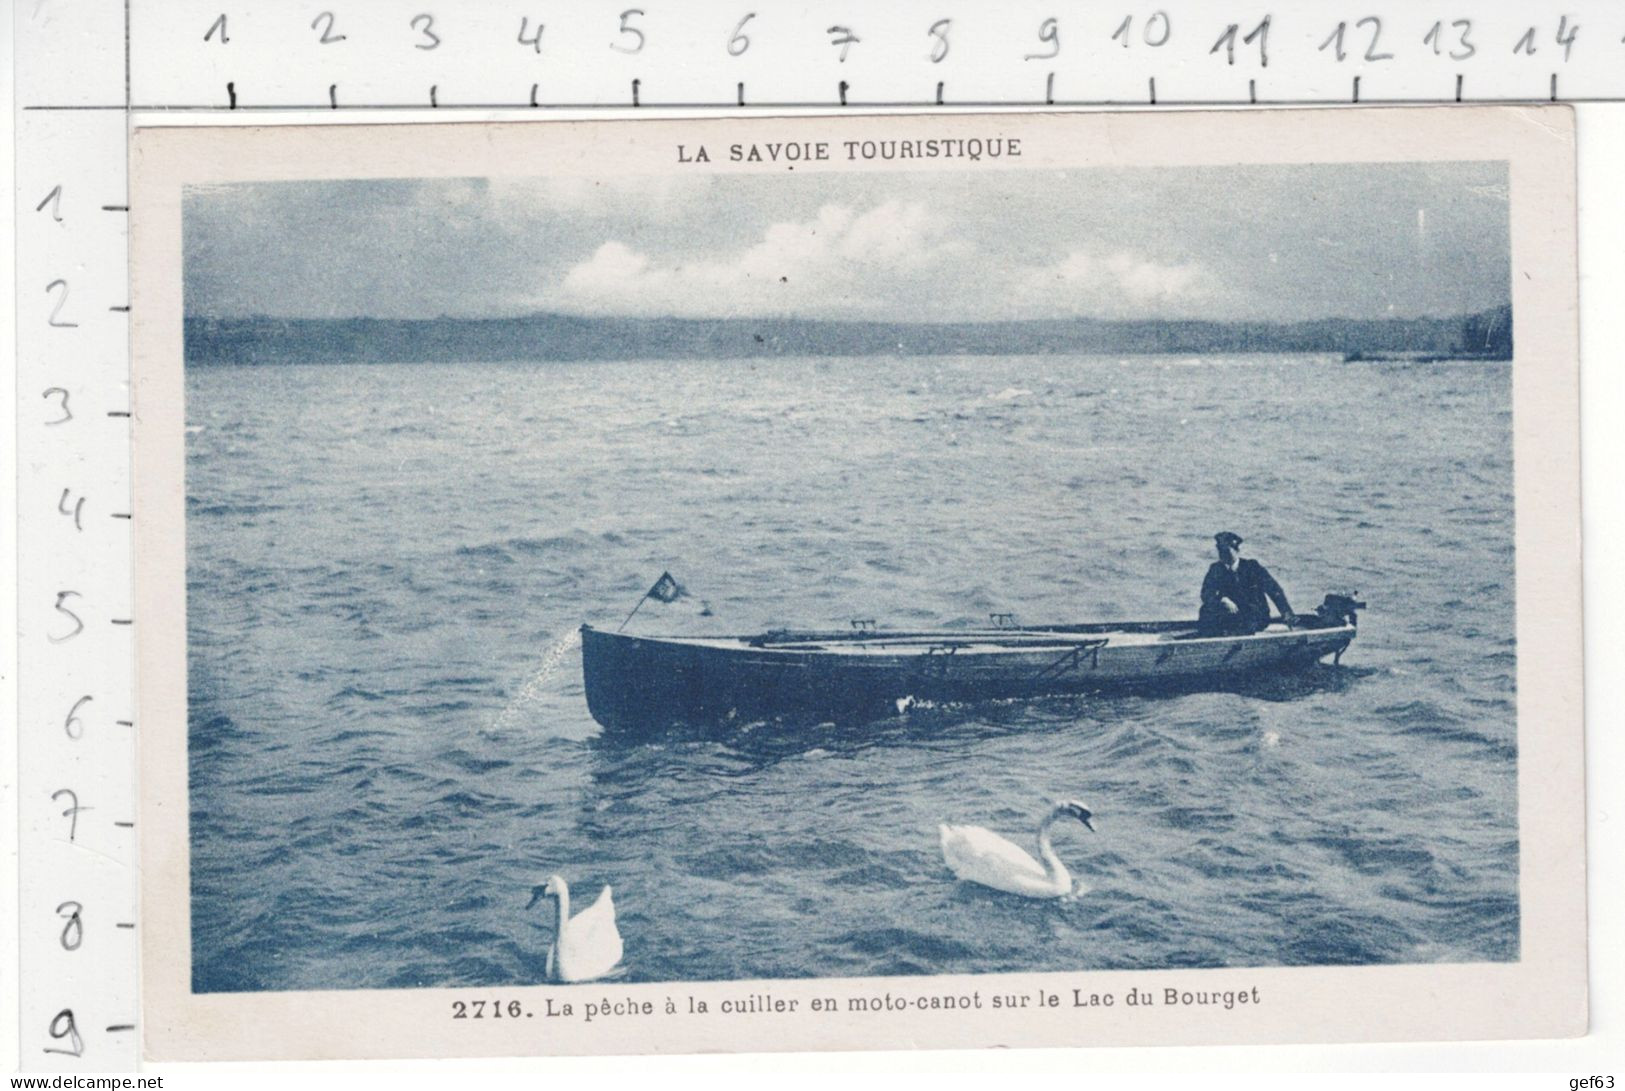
1199 559 1291 634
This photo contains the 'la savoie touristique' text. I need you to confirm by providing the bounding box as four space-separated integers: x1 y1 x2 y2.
677 137 1021 166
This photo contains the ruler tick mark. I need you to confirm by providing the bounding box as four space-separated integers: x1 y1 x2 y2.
106 1024 136 1032
102 204 129 212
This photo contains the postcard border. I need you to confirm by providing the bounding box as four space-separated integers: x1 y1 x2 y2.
131 105 1585 1061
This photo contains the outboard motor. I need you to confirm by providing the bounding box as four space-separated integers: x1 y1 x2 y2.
1314 592 1365 628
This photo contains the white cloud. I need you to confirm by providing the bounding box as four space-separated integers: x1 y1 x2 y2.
551 201 1213 321
561 240 651 293
1107 253 1206 302
1021 250 1211 318
554 199 975 318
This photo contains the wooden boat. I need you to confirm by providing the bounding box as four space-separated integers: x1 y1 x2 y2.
579 595 1362 733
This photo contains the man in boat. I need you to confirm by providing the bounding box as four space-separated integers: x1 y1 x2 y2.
1198 531 1294 636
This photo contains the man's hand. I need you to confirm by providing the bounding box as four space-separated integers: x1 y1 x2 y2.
1220 597 1238 614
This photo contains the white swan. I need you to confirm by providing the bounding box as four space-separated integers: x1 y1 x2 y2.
527 874 623 983
939 800 1095 898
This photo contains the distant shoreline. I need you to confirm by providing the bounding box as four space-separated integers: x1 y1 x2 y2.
184 305 1512 366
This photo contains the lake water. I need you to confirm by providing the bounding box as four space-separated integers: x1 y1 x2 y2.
186 353 1517 991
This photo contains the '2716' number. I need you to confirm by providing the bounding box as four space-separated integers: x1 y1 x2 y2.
452 999 525 1019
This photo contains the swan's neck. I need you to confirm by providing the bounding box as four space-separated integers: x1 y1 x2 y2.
551 882 571 936
1036 813 1072 888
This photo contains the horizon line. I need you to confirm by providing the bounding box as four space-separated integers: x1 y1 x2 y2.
184 304 1512 327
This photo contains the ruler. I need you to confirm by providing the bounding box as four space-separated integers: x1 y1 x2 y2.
7 0 1619 1074
13 0 139 1074
36 1 1625 111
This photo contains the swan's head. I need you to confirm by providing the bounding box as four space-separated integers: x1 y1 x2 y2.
526 874 567 909
1058 800 1095 831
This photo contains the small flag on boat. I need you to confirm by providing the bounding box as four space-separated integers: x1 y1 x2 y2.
647 571 685 603
618 571 688 632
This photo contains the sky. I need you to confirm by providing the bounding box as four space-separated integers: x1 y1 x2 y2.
183 162 1510 324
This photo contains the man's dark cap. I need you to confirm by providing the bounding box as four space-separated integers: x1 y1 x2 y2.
1215 531 1243 548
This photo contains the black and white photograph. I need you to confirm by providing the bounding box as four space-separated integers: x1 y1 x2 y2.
130 109 1585 1059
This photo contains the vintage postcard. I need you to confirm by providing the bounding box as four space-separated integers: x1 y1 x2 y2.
130 107 1585 1061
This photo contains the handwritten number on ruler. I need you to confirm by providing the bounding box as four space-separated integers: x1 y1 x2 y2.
53 789 85 842
927 19 951 63
37 185 64 223
312 12 346 44
411 14 440 50
1212 16 1269 66
1423 19 1475 60
51 591 84 644
65 695 93 740
46 1010 84 1057
59 488 86 532
1357 17 1394 60
1320 17 1392 62
1026 17 1060 60
518 17 544 53
1510 21 1575 59
827 25 860 61
1319 22 1346 60
43 388 72 425
1114 12 1171 48
57 902 84 951
728 12 755 56
612 9 646 54
1555 16 1580 61
204 13 228 43
46 280 78 328
1146 12 1172 47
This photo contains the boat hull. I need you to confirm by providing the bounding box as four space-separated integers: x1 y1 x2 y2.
579 620 1355 733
